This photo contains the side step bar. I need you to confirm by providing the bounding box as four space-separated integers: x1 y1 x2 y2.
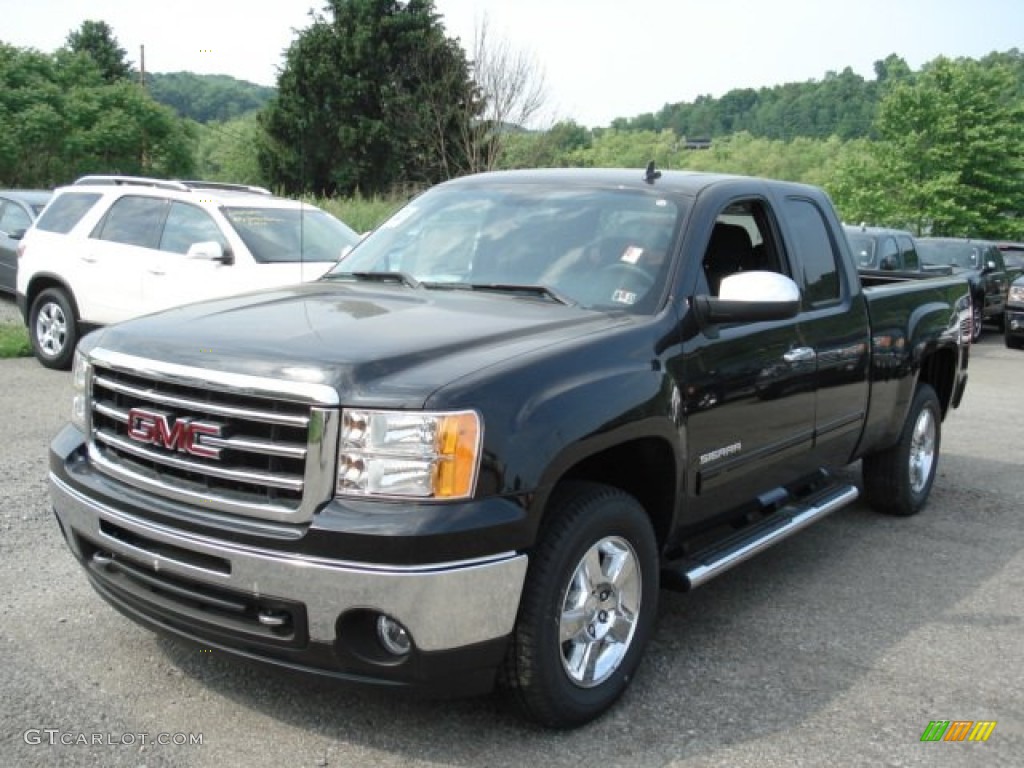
663 482 859 591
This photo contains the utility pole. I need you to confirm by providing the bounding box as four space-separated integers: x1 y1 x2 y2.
139 44 146 89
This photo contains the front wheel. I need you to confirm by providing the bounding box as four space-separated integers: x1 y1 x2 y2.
862 383 941 516
29 287 78 370
503 482 658 728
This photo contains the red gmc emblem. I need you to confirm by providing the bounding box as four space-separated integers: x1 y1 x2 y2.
126 408 224 459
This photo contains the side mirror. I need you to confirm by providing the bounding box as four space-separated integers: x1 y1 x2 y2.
186 241 233 265
983 260 997 273
6 227 27 240
879 255 898 271
693 271 801 325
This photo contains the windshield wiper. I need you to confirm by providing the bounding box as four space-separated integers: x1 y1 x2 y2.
455 283 576 306
332 271 422 289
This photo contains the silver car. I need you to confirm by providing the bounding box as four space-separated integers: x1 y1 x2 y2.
0 189 52 294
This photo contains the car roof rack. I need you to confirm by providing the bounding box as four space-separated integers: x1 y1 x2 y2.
74 175 191 191
178 180 273 196
72 175 273 196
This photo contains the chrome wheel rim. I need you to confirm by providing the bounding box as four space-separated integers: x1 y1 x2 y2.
972 305 983 341
36 301 67 358
559 535 641 688
909 406 936 494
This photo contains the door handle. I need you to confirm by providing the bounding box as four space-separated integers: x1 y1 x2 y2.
783 347 816 363
80 255 97 263
148 267 166 275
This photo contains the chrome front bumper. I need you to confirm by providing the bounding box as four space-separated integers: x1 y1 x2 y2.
51 472 528 652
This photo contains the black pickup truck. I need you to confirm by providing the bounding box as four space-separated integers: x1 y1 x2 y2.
844 224 952 280
918 236 1010 341
50 168 970 728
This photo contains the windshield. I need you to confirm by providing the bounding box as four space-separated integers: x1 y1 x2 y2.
329 184 682 313
918 240 985 270
224 206 361 263
1000 247 1024 270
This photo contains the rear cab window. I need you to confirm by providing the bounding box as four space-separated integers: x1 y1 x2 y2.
782 198 842 306
34 192 102 235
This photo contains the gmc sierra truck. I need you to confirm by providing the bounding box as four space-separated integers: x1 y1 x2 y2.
50 168 970 728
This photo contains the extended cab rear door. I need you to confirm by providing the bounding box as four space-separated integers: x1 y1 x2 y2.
778 195 870 469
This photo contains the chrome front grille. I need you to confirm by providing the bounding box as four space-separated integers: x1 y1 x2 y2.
85 351 339 524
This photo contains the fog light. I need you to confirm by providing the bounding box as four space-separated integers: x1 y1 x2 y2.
376 615 412 656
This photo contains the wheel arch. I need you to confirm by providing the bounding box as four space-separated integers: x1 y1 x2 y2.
26 273 80 323
534 435 678 555
917 346 958 419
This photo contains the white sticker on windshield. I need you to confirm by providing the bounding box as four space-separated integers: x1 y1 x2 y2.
621 245 643 264
612 289 637 305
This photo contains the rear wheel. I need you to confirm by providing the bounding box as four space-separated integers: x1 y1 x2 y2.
862 383 941 516
29 287 78 370
503 482 658 728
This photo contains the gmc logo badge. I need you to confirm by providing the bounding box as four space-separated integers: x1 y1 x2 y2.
126 408 224 459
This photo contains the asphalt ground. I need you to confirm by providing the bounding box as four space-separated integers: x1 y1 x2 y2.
1 293 1020 767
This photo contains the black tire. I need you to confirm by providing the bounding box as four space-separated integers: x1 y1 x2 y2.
29 287 78 370
503 482 658 728
862 383 941 516
1006 325 1023 349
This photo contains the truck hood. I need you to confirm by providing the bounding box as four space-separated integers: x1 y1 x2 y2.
89 281 629 406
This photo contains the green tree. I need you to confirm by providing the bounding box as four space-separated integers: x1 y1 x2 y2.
0 43 194 187
195 114 268 185
835 56 1024 237
147 72 275 123
65 20 132 83
259 0 478 195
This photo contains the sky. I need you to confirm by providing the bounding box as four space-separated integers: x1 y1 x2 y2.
4 0 1023 128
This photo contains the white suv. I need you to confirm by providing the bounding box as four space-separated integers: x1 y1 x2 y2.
16 176 361 368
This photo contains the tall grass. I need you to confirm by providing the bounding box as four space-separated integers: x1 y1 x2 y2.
308 193 409 234
0 323 30 358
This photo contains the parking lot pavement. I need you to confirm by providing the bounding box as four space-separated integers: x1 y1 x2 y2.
1 336 1020 768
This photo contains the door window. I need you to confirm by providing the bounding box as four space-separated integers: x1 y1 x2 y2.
898 236 919 269
92 196 168 249
160 202 227 254
701 199 784 296
0 201 31 234
783 199 841 305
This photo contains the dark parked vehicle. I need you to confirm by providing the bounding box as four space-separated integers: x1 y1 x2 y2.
0 189 51 294
844 225 952 285
918 237 1009 341
845 224 923 272
997 241 1024 283
49 168 970 728
999 242 1024 349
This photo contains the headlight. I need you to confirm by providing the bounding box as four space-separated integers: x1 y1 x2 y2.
71 349 92 433
1009 285 1024 304
336 409 482 499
